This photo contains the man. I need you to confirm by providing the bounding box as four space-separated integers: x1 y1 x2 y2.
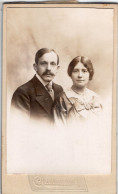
11 48 63 123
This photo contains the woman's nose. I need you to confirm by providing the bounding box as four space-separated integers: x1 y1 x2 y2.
78 71 82 77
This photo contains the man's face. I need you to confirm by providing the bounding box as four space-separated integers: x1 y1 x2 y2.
34 51 59 82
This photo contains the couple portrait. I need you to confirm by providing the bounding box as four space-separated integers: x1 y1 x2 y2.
6 6 113 174
2 4 117 194
11 47 102 128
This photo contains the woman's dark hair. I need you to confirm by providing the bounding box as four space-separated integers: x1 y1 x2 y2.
67 56 94 80
35 48 59 65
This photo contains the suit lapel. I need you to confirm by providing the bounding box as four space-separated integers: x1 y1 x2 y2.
32 76 53 115
52 83 62 99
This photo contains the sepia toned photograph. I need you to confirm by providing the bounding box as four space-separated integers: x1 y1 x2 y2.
2 3 117 194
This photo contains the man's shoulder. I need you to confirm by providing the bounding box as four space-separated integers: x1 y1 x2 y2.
53 82 63 90
52 82 63 100
13 77 35 95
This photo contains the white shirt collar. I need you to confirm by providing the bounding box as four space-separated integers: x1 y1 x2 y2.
36 73 52 87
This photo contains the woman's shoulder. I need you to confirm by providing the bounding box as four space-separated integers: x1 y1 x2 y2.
64 87 80 98
86 88 102 107
86 88 101 99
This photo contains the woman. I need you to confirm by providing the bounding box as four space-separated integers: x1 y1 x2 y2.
53 56 102 126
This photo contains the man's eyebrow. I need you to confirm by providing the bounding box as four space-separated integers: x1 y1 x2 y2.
51 61 56 63
40 61 48 63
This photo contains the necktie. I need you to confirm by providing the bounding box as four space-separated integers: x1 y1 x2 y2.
45 83 54 101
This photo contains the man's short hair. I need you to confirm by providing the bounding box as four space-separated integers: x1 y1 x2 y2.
35 48 59 65
67 56 94 80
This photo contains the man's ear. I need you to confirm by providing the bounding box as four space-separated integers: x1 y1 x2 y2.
33 63 37 72
57 65 60 70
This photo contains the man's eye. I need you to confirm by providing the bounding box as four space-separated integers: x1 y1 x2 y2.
40 61 47 65
51 62 56 66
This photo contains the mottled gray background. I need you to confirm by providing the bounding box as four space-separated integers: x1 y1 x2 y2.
7 7 113 100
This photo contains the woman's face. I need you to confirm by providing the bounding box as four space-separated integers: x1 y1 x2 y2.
71 62 89 88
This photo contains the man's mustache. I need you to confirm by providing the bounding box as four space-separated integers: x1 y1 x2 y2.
42 71 55 76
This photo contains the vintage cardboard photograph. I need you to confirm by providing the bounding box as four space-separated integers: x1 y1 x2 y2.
2 3 117 194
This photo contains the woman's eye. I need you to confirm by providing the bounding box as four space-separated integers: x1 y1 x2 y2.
82 69 88 73
72 69 78 73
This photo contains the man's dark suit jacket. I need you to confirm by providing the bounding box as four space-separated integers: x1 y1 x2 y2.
11 75 63 122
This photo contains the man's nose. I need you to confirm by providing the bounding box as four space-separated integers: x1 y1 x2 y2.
47 63 51 70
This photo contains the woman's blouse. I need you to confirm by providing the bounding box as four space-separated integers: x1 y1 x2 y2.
53 87 102 125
